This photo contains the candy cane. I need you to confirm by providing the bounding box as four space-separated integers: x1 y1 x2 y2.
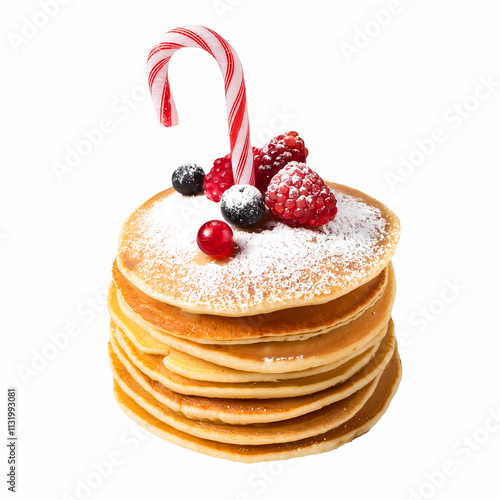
147 25 255 186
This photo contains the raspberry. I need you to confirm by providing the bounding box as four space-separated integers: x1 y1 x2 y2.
265 162 337 227
204 154 234 202
204 148 263 202
255 131 308 193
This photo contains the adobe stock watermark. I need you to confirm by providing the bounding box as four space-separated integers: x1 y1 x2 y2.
398 277 466 350
17 287 108 385
7 0 73 53
340 0 412 63
60 425 150 500
384 74 499 191
407 405 500 500
251 106 296 146
212 0 245 20
51 78 149 182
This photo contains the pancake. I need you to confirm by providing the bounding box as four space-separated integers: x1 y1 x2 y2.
112 347 402 462
112 260 389 343
160 343 377 383
111 349 380 445
109 280 380 383
109 323 395 424
109 321 394 399
116 183 400 316
108 265 395 373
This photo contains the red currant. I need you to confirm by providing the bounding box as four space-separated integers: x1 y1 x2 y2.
196 220 234 259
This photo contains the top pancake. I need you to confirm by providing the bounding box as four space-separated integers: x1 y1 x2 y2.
117 182 400 316
112 261 389 343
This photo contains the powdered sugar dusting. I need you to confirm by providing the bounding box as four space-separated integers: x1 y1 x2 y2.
222 185 262 211
221 185 264 226
118 186 399 313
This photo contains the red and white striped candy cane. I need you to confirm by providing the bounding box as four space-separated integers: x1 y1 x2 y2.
147 25 255 186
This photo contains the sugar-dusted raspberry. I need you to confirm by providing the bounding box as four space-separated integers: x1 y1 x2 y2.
265 162 337 227
255 131 308 193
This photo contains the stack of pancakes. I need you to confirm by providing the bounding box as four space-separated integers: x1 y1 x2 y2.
107 182 402 462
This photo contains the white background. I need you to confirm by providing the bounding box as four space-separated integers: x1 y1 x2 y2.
2 0 500 499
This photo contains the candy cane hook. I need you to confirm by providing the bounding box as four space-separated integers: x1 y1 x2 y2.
147 25 255 186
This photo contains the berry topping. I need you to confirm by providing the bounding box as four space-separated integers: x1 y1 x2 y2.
204 148 262 202
265 162 337 227
196 220 234 259
220 185 265 228
255 131 309 193
204 155 234 202
171 163 205 196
